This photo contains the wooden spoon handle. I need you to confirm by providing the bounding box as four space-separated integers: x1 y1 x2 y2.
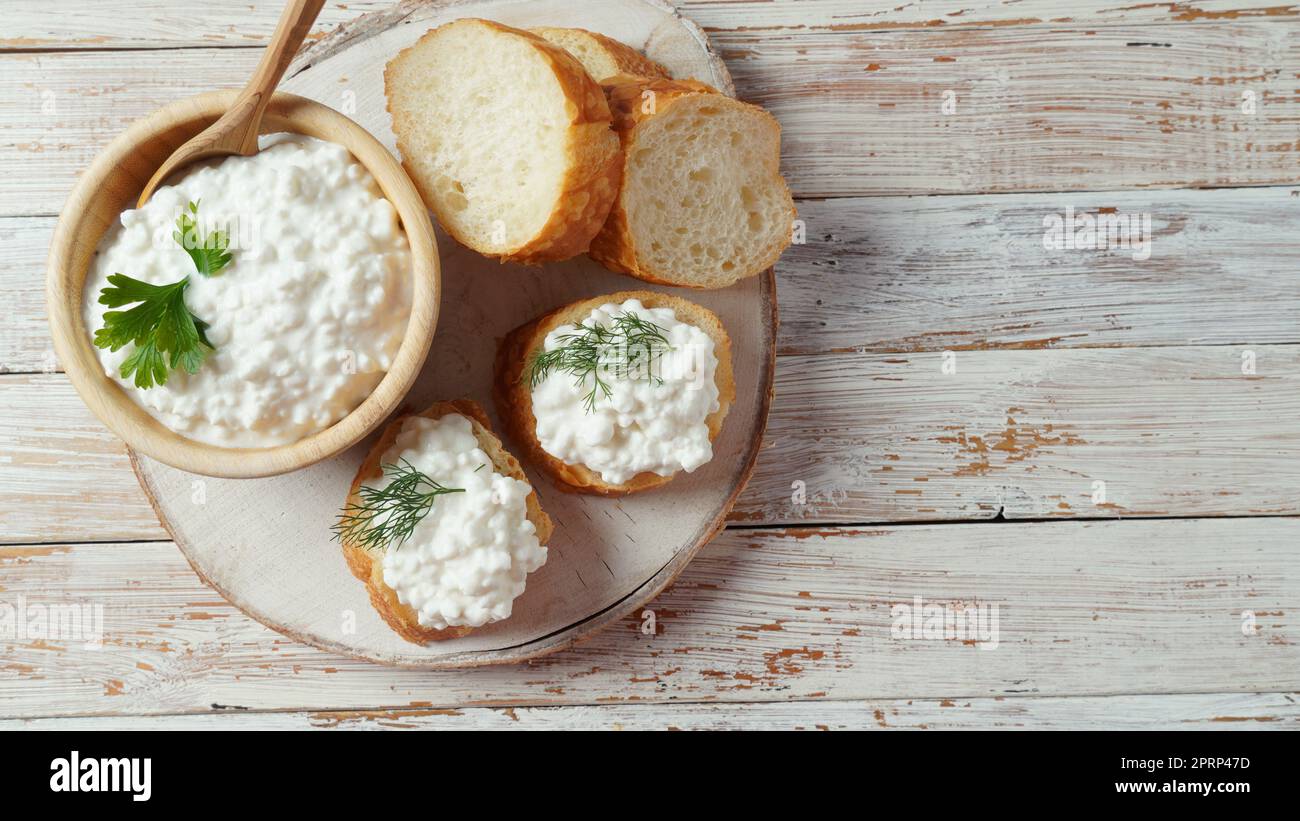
135 0 327 206
227 0 328 154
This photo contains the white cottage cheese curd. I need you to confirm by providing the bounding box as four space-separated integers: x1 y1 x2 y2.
82 134 412 447
530 299 719 485
376 413 547 630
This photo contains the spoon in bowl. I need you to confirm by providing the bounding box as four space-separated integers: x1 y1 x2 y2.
136 0 327 207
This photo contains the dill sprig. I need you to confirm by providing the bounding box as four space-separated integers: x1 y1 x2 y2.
526 313 672 412
331 459 465 552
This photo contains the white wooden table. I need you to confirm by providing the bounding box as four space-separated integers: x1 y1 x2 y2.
2 0 1298 730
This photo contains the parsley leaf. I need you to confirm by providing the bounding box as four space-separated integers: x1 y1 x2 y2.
119 337 169 391
93 274 214 389
173 200 232 277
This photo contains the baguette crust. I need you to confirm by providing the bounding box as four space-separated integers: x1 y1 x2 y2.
385 19 622 264
589 75 795 287
340 399 553 645
494 291 735 496
531 26 671 82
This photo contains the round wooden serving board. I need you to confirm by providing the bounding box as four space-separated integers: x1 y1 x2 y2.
132 0 777 667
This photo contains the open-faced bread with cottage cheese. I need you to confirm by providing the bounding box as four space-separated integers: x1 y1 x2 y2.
589 75 796 288
494 291 735 496
337 399 552 644
530 26 670 82
384 18 622 264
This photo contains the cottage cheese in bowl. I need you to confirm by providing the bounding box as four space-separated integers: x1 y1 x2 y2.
530 298 720 484
377 413 548 630
82 134 413 447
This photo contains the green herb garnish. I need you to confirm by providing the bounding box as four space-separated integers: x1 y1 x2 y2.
174 200 232 277
331 459 465 552
526 313 672 412
93 274 214 389
93 200 233 388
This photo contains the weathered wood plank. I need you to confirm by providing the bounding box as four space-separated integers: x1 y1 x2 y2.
724 23 1300 197
744 346 1300 524
1 49 259 218
5 343 1300 540
0 376 168 543
0 519 1294 717
5 1 1299 50
1 0 394 49
0 218 57 374
4 691 1298 729
6 21 1300 213
779 187 1300 355
13 187 1299 372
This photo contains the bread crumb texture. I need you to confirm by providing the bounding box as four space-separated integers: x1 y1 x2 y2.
591 76 796 288
385 19 621 264
531 26 671 82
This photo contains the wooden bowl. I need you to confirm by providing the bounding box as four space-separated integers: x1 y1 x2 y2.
46 90 439 478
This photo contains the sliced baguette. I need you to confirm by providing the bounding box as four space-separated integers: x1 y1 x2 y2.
339 399 553 645
531 26 671 82
589 76 796 288
494 290 735 496
385 18 622 264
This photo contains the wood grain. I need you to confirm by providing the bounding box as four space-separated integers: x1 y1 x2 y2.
1 0 392 49
0 218 57 374
778 187 1300 354
0 518 1294 717
6 2 1299 50
9 185 1299 372
744 346 1300 524
6 20 1300 214
0 376 166 543
4 49 259 218
4 691 1298 729
723 22 1300 197
6 339 1300 541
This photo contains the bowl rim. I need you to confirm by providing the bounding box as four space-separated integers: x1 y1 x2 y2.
45 90 439 478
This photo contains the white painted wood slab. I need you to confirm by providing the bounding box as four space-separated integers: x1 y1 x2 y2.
11 187 1300 373
6 692 1300 730
128 0 775 667
8 341 1300 542
1 518 1295 717
8 18 1300 215
725 22 1300 197
9 1 1300 51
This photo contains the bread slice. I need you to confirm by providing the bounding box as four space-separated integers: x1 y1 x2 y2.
494 290 735 496
339 399 553 644
589 76 796 288
385 18 622 264
531 26 670 82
